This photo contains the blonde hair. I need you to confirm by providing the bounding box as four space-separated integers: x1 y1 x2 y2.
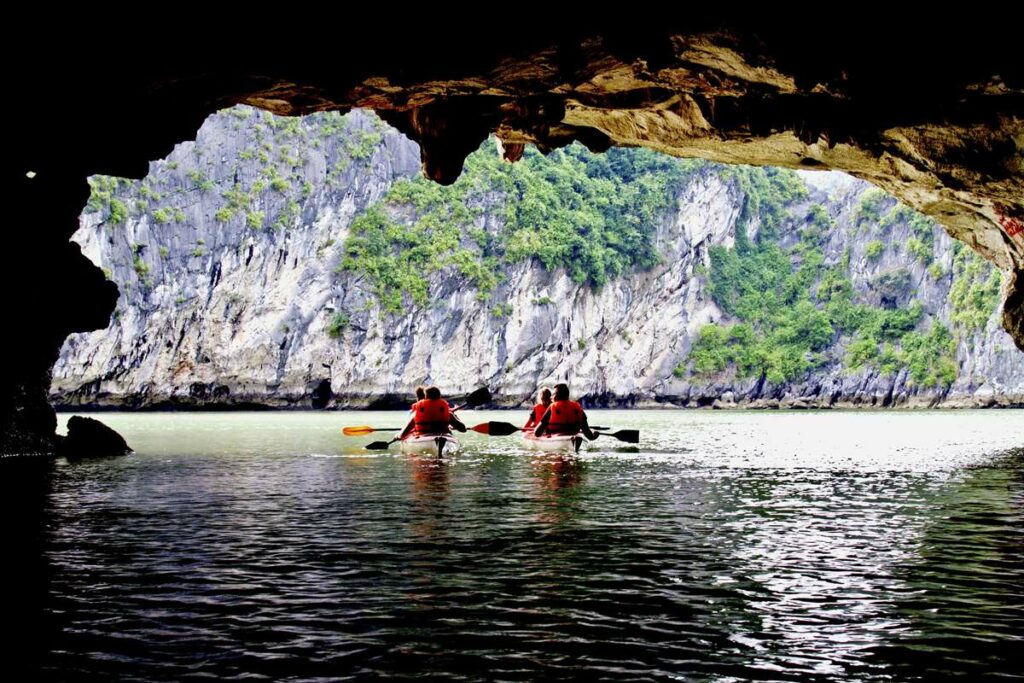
538 387 552 405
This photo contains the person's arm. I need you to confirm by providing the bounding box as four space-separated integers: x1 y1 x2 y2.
397 415 415 440
581 411 597 440
450 413 467 433
533 408 551 437
524 411 536 430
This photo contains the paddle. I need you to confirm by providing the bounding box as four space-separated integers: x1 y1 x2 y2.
343 425 401 436
360 386 492 449
471 421 521 436
471 421 639 443
452 386 491 411
592 429 640 443
365 438 399 450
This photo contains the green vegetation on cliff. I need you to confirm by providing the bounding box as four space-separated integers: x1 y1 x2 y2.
684 173 962 388
340 142 702 312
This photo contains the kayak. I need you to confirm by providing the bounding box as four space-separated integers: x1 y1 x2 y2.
523 432 585 453
399 433 459 456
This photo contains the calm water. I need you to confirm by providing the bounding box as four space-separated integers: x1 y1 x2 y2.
17 411 1024 679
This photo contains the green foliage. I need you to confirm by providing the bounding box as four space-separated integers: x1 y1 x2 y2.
327 311 350 338
108 198 128 224
152 208 171 224
689 177 959 386
246 210 265 230
272 200 300 230
132 254 150 278
159 246 170 258
533 296 554 305
187 169 214 192
173 208 186 222
865 240 884 260
906 236 932 264
718 165 808 243
949 247 1003 334
340 141 699 313
86 175 121 213
901 324 958 388
492 302 514 318
856 189 890 225
344 129 383 161
577 339 587 350
191 245 206 258
927 263 944 280
215 206 235 223
800 203 833 244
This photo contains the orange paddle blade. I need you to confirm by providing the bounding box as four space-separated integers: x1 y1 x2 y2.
343 426 378 436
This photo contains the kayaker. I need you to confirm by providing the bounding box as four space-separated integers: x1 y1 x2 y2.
534 383 598 440
402 386 467 437
523 386 552 431
412 385 426 406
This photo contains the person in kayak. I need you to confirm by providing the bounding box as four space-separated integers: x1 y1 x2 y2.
523 386 552 431
533 383 598 439
400 386 467 437
412 385 426 407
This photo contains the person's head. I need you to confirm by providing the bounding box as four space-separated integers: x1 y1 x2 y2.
553 383 570 401
425 386 442 400
538 387 552 405
414 385 427 401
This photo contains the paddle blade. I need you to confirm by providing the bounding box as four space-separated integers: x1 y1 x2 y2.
472 421 521 437
365 440 394 450
343 426 376 436
462 386 492 408
609 429 640 444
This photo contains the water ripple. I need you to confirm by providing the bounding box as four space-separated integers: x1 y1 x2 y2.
23 411 1024 680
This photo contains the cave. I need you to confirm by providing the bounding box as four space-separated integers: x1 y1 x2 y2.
5 18 1024 454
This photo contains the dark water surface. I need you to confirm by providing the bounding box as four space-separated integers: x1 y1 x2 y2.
17 411 1024 680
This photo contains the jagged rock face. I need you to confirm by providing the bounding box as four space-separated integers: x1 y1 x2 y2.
5 21 1024 452
50 111 1024 409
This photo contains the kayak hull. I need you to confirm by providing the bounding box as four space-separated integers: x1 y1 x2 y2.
523 432 584 453
400 434 459 456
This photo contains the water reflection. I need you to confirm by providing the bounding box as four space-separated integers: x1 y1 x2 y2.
865 447 1024 681
531 454 586 526
29 412 1024 680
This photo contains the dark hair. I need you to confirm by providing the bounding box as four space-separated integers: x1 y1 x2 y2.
415 385 427 400
539 387 552 404
553 383 569 401
425 386 442 400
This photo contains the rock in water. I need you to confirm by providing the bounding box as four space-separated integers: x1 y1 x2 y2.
58 416 132 459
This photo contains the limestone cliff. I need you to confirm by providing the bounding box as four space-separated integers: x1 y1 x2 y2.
51 108 1023 409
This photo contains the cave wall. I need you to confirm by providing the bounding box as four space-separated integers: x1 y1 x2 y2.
3 19 1023 453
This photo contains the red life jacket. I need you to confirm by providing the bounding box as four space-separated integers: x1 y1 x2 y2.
547 400 584 433
413 398 451 434
524 403 549 429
